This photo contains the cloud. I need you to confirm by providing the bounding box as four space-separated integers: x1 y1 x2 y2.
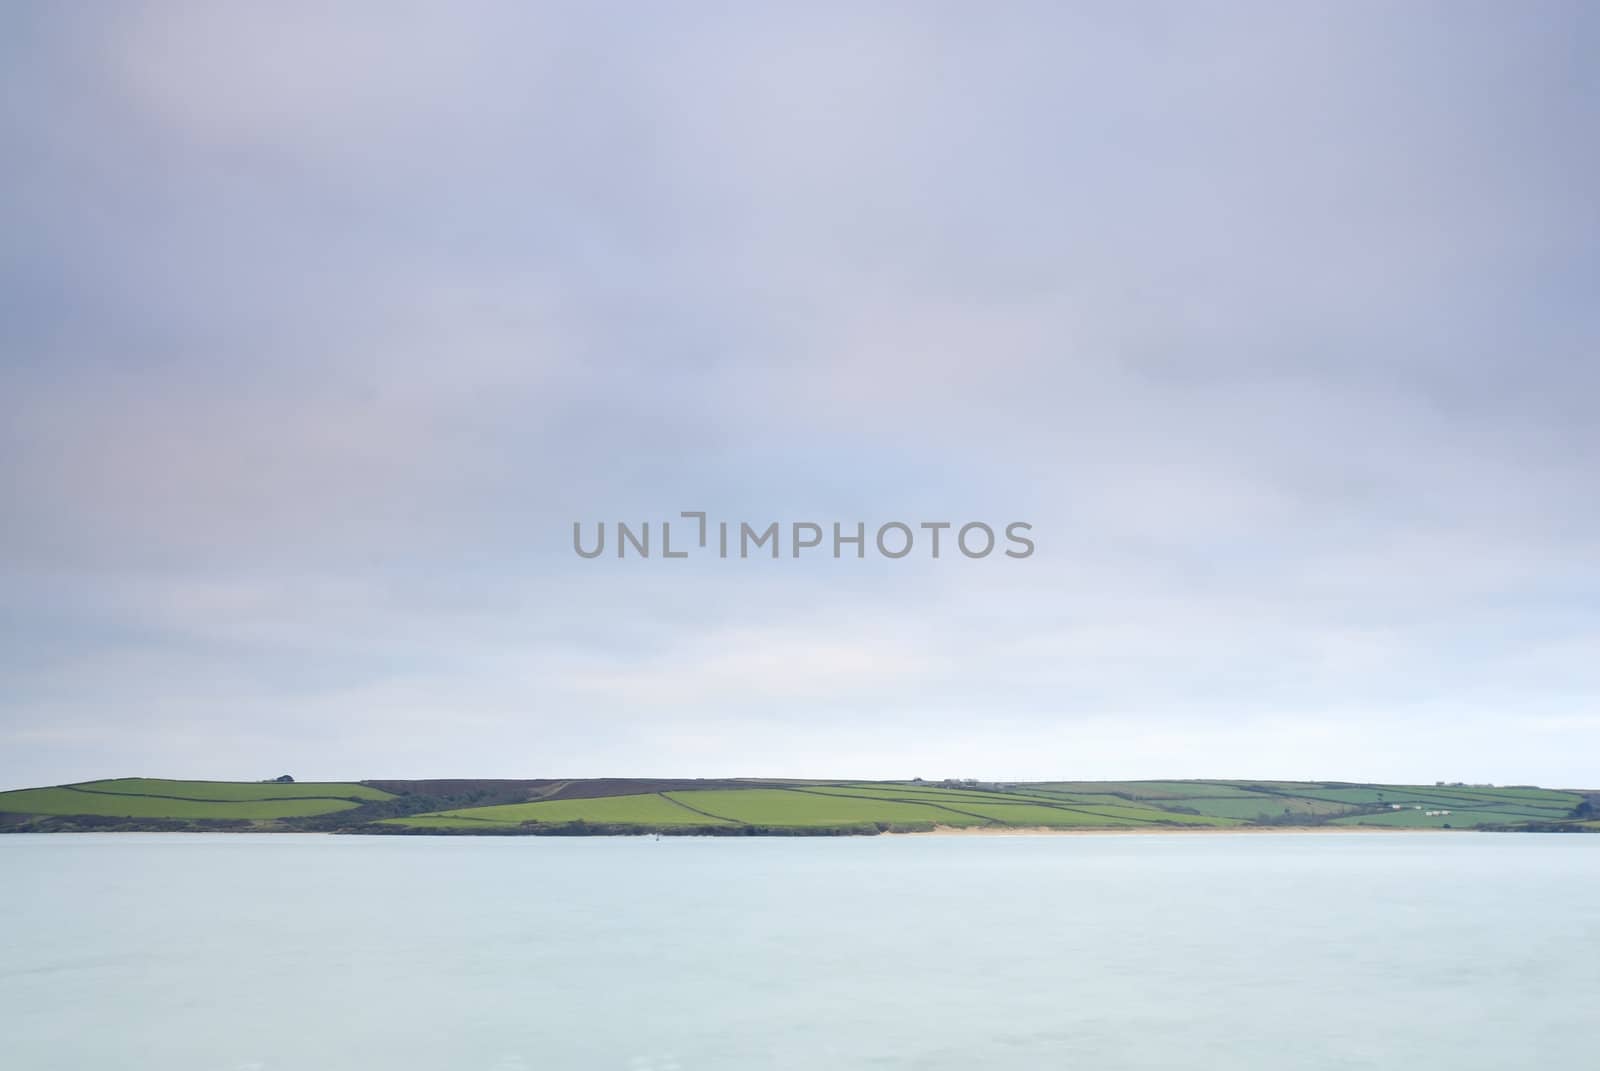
1 2 1597 788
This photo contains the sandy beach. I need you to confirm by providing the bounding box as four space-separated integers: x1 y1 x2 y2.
908 824 1450 836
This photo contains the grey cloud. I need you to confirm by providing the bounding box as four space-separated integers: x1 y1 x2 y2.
1 2 1597 789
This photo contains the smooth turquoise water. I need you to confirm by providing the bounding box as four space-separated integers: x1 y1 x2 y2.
2 832 1597 1069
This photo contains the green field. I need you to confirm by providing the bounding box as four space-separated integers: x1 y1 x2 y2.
0 778 391 824
1331 808 1544 829
1032 780 1257 800
1162 796 1356 820
372 781 1254 833
672 788 991 829
393 793 737 829
69 778 394 802
0 786 366 821
0 776 1591 835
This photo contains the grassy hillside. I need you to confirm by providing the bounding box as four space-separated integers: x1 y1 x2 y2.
0 776 1591 834
0 779 391 829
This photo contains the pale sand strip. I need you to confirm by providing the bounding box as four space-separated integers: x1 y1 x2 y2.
904 824 1448 836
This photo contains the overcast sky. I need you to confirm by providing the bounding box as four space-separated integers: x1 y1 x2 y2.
2 2 1597 790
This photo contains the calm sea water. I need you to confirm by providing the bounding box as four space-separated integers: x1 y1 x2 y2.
2 832 1597 1070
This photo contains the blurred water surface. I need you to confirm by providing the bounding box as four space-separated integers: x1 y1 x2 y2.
2 831 1596 1070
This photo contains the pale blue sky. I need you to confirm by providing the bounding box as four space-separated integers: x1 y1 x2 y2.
2 2 1598 789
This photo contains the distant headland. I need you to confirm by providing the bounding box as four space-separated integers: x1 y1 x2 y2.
2 777 1595 835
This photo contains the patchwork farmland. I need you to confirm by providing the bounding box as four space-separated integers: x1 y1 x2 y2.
1 776 1593 835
